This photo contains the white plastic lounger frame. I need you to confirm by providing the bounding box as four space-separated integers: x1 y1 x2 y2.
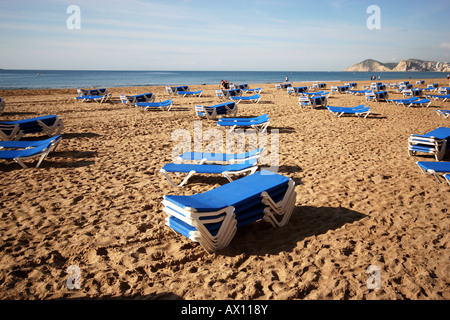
444 174 450 185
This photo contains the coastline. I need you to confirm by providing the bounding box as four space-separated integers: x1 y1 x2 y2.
0 78 449 300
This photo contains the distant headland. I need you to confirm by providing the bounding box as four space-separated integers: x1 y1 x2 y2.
344 58 449 72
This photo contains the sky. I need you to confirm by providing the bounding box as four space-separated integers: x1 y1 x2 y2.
0 0 449 71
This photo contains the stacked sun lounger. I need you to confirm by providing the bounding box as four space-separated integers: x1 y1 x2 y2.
161 170 297 253
408 127 450 161
195 101 238 120
0 115 64 141
76 88 112 103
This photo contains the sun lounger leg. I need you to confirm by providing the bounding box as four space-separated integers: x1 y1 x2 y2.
160 169 197 187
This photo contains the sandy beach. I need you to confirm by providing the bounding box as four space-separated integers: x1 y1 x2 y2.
0 78 449 300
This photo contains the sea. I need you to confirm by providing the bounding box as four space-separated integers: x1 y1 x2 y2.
0 69 448 90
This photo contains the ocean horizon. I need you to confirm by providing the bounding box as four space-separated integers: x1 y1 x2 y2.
0 69 448 90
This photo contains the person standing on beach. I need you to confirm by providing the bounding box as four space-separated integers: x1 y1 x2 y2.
285 76 289 82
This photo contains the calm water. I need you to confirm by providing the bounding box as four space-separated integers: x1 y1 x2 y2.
0 69 447 90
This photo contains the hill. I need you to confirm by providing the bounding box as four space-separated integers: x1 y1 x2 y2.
344 59 449 72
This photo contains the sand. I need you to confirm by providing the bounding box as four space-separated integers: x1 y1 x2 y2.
0 79 448 300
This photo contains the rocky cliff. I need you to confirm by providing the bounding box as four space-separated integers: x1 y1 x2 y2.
345 59 450 72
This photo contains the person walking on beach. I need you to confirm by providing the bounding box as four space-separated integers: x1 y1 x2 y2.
285 76 289 82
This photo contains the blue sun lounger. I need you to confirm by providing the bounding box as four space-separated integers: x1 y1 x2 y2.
230 94 261 104
327 105 371 118
416 161 450 183
77 88 108 96
160 158 259 187
425 94 450 102
135 99 173 111
177 90 203 97
195 101 238 120
0 135 62 168
242 87 262 94
177 148 263 164
216 114 270 132
436 110 450 118
0 115 64 141
408 127 450 161
162 170 296 253
76 93 112 103
407 98 431 108
387 97 419 105
120 92 155 104
76 88 112 103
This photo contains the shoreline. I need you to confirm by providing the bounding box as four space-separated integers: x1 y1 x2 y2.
0 71 448 91
1 77 448 95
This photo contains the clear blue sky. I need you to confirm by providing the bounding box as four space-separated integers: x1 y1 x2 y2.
0 0 449 71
